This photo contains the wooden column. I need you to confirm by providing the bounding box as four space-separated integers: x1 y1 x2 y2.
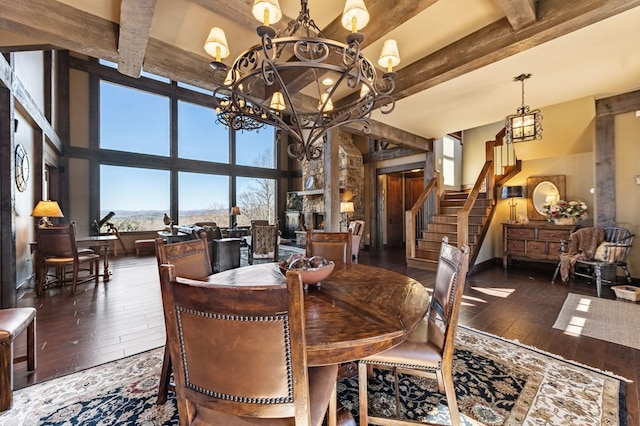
0 54 17 308
366 160 378 252
324 129 340 231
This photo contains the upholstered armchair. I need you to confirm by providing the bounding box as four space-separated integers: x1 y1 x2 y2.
348 220 365 261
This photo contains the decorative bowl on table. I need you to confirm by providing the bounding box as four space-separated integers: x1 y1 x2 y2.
279 254 335 286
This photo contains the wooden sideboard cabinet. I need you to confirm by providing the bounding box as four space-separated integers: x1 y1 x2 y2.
503 221 574 269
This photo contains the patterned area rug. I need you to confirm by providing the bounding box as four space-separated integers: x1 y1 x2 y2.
0 327 626 425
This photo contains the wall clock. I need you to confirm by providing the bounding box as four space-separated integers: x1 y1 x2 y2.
305 176 315 190
15 144 30 192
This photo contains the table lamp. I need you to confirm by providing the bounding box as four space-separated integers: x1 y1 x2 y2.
340 201 354 230
501 186 524 224
230 206 241 228
31 200 64 227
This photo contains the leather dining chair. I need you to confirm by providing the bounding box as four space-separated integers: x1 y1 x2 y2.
158 263 338 425
154 236 212 405
306 231 352 267
35 223 100 295
358 237 470 426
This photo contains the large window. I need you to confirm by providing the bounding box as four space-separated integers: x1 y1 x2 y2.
100 81 170 156
100 165 170 231
89 62 280 234
236 126 276 168
178 172 229 225
442 135 457 187
236 176 277 226
178 100 229 163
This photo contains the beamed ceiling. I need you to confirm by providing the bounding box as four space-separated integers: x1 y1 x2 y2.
1 0 639 151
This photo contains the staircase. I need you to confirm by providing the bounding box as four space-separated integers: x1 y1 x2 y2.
406 128 521 272
409 190 493 270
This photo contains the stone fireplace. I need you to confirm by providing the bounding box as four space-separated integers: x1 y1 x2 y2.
301 132 364 230
312 212 325 230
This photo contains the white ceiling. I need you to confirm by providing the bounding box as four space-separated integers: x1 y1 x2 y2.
3 0 640 141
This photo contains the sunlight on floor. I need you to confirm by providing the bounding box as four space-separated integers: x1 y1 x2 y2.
576 297 592 312
471 286 515 298
565 316 586 336
563 298 591 336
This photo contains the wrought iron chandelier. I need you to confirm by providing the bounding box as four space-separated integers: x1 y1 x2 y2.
204 0 400 161
505 73 543 144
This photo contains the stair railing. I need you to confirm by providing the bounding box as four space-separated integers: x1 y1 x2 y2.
406 173 440 258
457 160 494 248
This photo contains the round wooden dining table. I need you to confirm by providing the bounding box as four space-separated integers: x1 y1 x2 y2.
204 262 430 366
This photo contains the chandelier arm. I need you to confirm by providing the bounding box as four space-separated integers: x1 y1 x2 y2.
207 0 398 161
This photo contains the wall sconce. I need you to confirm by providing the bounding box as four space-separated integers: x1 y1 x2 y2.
501 186 524 224
31 200 64 227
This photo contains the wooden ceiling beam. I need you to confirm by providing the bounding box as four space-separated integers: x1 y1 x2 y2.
190 0 290 34
272 0 437 98
494 0 537 30
117 0 157 78
341 121 432 151
391 0 640 102
0 0 119 62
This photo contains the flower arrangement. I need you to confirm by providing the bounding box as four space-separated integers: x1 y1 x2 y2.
542 200 588 222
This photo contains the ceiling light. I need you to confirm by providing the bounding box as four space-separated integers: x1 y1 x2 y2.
505 73 542 143
205 0 399 161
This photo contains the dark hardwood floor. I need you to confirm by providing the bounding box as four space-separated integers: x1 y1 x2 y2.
12 247 639 424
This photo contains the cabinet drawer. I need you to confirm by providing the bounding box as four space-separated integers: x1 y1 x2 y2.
538 229 570 241
548 242 564 258
506 227 535 239
507 240 525 253
526 240 548 254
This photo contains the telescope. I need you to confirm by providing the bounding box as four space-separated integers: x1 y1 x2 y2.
92 211 115 232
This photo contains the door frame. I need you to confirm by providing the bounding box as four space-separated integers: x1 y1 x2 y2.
374 161 426 250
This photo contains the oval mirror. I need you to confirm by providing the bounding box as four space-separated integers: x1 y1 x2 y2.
532 181 559 215
526 175 566 220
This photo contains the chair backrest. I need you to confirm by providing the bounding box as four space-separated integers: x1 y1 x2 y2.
306 231 352 266
250 224 279 257
251 219 270 227
348 220 365 237
159 264 312 423
600 226 634 263
426 237 470 360
154 236 212 279
35 223 78 259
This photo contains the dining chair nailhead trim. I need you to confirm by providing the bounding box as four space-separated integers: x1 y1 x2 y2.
175 306 294 404
359 360 441 371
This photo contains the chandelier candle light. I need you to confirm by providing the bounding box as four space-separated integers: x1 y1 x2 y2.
505 73 542 144
204 0 400 161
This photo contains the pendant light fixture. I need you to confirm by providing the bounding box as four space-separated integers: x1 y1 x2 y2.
505 73 542 144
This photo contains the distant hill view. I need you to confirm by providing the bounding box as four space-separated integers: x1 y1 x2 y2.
99 209 229 232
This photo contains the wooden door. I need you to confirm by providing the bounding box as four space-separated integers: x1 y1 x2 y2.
386 174 403 247
404 172 424 209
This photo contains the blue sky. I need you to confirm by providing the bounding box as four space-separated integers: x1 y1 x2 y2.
99 80 275 211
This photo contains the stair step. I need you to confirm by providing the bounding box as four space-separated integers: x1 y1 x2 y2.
415 247 440 261
419 232 458 243
431 214 488 224
426 223 457 233
416 240 444 251
406 257 438 271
